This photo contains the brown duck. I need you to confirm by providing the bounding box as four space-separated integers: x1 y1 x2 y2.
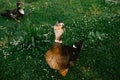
0 0 24 22
45 21 83 77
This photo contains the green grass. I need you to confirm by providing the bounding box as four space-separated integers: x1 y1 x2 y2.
0 0 120 80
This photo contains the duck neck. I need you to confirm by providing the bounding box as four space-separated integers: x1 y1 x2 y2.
17 5 21 11
55 36 62 44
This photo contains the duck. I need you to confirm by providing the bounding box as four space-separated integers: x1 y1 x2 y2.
0 0 24 22
45 21 83 77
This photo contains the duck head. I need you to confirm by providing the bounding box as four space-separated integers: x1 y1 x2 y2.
17 1 23 8
17 0 24 15
53 21 64 43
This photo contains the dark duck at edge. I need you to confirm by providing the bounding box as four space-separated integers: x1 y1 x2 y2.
45 21 83 77
0 0 24 22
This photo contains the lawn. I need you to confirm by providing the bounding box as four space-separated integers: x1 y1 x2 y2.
0 0 120 80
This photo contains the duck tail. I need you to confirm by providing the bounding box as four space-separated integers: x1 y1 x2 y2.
0 13 8 17
72 40 83 55
0 12 11 18
77 40 83 49
0 10 11 17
